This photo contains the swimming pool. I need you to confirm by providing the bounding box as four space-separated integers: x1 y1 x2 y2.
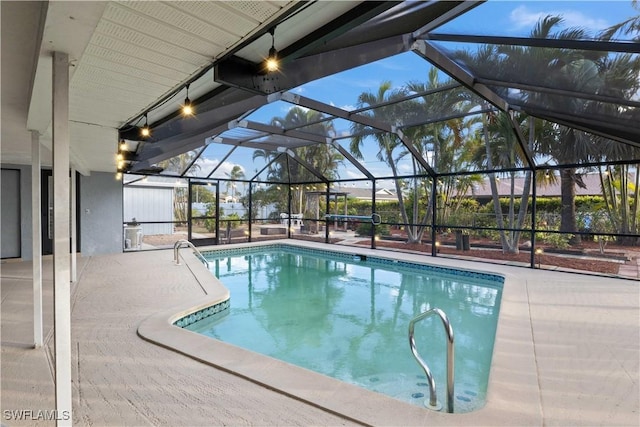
177 245 503 413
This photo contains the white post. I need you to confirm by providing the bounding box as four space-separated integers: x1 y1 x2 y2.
70 166 77 283
52 51 73 426
31 130 43 348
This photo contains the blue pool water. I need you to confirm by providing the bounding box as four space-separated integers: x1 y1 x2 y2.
183 246 503 413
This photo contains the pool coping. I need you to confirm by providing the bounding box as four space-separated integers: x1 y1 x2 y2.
137 240 542 426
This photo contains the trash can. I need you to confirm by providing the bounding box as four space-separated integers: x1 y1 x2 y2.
124 226 142 250
456 231 471 251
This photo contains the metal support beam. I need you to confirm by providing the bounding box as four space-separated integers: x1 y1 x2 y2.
412 39 510 112
250 153 285 182
412 1 484 37
238 120 329 183
52 51 72 426
425 32 640 54
520 107 640 150
206 145 238 179
329 140 374 180
371 180 377 249
279 92 436 176
476 77 640 109
505 111 535 170
248 182 253 242
394 129 437 177
285 151 329 185
216 35 408 95
31 130 43 348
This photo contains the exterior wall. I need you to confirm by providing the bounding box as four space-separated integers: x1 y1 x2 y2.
80 172 123 255
1 164 33 260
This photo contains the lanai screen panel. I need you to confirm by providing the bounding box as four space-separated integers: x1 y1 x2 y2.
433 40 640 146
332 134 398 180
206 145 274 181
287 143 345 182
184 143 233 178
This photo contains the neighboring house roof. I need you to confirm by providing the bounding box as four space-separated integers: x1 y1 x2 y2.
468 173 604 198
336 186 398 201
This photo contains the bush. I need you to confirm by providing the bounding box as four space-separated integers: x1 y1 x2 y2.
538 232 572 249
356 222 390 237
222 213 241 229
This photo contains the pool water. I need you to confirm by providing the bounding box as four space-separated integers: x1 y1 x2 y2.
185 247 503 413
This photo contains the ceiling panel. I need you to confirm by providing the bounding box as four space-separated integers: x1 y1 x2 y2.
93 20 211 65
102 2 225 55
88 33 202 73
117 1 239 48
226 1 288 23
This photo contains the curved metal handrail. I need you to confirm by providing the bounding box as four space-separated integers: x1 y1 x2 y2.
173 239 209 268
408 308 455 413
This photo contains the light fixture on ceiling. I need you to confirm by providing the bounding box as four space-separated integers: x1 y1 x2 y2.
265 28 279 72
141 114 151 138
116 140 127 175
182 84 194 117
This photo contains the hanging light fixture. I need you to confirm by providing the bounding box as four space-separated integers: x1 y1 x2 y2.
182 84 194 117
140 113 151 138
265 28 279 72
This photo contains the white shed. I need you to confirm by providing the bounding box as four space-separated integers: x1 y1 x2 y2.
123 182 174 235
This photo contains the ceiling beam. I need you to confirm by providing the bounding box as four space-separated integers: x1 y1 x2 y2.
412 39 510 112
412 1 484 37
519 106 640 149
425 33 640 54
215 34 409 95
275 91 436 177
476 77 640 109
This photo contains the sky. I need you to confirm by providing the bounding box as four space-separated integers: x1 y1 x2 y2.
185 1 638 187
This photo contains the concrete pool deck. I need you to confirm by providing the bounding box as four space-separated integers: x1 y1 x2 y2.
1 240 638 426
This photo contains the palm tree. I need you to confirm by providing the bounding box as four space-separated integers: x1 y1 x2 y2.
598 0 639 42
405 68 480 233
225 165 245 202
266 107 343 214
157 150 201 222
350 81 421 240
594 6 640 244
454 16 610 245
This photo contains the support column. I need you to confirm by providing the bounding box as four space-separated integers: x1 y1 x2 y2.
31 130 43 348
52 51 73 426
70 166 77 282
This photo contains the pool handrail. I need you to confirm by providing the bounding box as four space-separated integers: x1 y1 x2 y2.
408 307 455 413
173 239 209 269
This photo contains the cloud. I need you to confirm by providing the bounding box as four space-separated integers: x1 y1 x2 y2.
193 157 245 178
343 168 365 180
509 5 610 32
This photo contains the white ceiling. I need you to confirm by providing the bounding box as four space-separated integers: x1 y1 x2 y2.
2 0 342 174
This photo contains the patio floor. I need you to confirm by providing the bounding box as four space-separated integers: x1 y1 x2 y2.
1 241 638 426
